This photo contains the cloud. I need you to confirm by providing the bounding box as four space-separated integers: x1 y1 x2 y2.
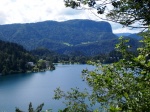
59 8 82 16
110 22 144 33
0 0 87 23
0 0 65 24
0 11 8 24
0 0 141 33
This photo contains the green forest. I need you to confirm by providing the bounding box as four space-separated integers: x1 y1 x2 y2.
0 40 56 75
0 39 125 75
0 0 150 111
52 0 150 112
0 40 36 75
0 19 140 56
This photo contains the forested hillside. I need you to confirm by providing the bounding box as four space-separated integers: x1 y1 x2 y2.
0 40 36 75
0 19 141 56
0 19 119 55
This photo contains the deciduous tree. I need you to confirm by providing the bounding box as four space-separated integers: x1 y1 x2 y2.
64 0 150 28
54 0 150 111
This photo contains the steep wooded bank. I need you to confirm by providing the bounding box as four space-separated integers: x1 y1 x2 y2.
0 40 57 75
0 40 36 75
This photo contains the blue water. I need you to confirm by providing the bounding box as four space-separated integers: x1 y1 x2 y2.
0 64 94 112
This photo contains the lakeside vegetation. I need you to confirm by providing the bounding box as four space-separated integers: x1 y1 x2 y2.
0 40 55 75
0 39 125 76
1 0 150 111
52 0 150 111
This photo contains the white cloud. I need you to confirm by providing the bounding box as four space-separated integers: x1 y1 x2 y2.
0 11 8 24
110 22 144 33
0 0 140 33
0 0 93 23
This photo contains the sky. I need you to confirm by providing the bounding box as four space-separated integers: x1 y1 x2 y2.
0 0 142 33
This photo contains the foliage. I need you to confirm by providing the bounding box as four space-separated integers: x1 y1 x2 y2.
0 20 121 56
13 0 150 111
107 0 150 26
37 59 47 70
0 40 36 75
0 40 57 75
64 0 150 27
16 102 44 112
30 47 58 63
53 1 150 111
92 50 123 64
54 34 150 111
0 19 140 56
54 87 92 112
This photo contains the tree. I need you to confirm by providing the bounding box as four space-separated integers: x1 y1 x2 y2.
15 102 44 112
0 40 36 75
54 0 150 112
37 59 46 70
14 0 150 111
64 0 150 28
54 33 150 112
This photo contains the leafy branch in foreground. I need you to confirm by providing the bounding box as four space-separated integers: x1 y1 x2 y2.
54 34 150 112
54 0 150 111
64 0 150 28
54 87 94 112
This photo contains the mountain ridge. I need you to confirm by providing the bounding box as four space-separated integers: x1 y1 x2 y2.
0 19 139 56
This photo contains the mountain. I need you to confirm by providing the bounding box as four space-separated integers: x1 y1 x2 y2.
128 33 142 40
115 33 132 37
115 33 142 40
0 19 138 56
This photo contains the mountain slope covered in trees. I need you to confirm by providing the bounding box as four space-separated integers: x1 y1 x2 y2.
0 40 36 75
0 19 139 55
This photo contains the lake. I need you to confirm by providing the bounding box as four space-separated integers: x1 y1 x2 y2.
0 64 95 111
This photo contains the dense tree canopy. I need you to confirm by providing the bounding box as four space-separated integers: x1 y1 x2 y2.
0 20 119 56
0 40 36 75
64 0 150 27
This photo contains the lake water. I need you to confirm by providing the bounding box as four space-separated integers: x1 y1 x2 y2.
0 64 95 112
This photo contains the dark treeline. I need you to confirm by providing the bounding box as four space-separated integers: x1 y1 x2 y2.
30 47 125 64
0 39 138 75
0 40 36 75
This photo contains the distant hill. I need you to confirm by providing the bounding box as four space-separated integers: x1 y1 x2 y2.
115 33 142 40
0 19 139 56
115 33 132 37
128 34 142 40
